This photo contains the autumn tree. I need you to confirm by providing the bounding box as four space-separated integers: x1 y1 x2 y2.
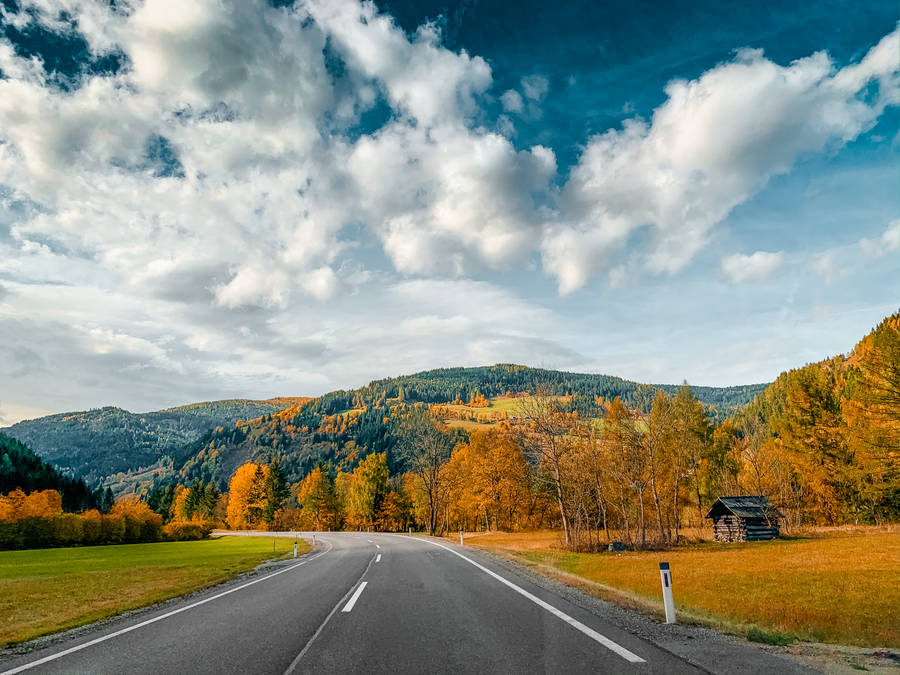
226 462 270 530
517 392 578 546
340 453 389 530
395 408 453 535
296 467 337 530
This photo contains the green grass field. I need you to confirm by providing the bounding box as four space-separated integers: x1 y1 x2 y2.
457 529 899 648
0 536 309 647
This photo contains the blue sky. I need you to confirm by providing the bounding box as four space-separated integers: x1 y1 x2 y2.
0 0 896 423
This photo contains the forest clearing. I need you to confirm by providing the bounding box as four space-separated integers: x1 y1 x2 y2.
453 526 899 648
0 536 307 647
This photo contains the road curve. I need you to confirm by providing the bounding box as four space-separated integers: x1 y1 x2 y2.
0 533 814 674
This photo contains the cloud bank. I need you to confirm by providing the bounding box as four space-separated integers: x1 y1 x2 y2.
0 0 896 419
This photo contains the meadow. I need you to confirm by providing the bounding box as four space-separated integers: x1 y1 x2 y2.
456 527 898 647
0 535 308 647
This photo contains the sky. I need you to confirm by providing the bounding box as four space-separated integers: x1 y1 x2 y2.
0 0 897 424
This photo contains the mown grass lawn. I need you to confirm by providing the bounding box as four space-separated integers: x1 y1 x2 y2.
0 536 309 647
459 529 899 647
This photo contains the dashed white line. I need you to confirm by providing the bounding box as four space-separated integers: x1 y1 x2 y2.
398 536 646 664
375 544 380 549
376 554 382 563
342 581 368 612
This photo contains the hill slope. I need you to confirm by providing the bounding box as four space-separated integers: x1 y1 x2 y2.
3 399 310 484
0 433 102 511
165 365 767 490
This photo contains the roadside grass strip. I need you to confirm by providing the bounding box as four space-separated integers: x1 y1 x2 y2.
0 537 314 666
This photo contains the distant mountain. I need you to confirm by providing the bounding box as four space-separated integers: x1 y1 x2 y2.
0 433 103 511
163 366 768 490
3 398 310 485
4 366 766 495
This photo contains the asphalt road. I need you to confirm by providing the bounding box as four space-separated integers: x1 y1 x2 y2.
0 533 815 674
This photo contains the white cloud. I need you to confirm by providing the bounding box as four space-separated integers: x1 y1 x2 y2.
810 251 846 283
0 1 896 418
521 74 549 101
545 30 899 293
501 89 523 112
861 220 900 257
720 251 783 283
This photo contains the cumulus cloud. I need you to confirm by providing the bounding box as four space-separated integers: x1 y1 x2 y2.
545 30 899 293
720 251 783 283
0 0 896 416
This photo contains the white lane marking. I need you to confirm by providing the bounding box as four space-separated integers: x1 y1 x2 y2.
401 536 645 664
367 539 373 543
0 540 333 675
341 581 368 612
375 544 380 549
376 554 382 563
283 551 378 675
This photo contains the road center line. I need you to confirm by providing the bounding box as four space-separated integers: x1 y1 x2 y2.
398 536 645 664
375 544 380 549
283 550 378 675
341 582 368 612
0 540 333 675
376 554 382 563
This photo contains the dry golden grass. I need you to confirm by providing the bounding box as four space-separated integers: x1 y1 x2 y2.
456 528 899 647
0 536 309 647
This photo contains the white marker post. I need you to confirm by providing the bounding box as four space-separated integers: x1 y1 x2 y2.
659 562 676 624
293 541 298 558
460 530 464 546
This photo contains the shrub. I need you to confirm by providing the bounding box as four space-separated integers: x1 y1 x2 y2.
163 521 213 541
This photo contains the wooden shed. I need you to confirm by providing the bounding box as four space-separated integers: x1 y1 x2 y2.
705 496 782 542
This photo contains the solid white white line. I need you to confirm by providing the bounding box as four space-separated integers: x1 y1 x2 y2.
0 540 333 675
401 536 645 664
341 581 368 612
376 554 382 563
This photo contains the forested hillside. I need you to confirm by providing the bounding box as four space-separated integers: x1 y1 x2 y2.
728 312 900 524
3 399 308 483
158 314 899 544
0 433 106 512
158 367 765 491
311 365 765 417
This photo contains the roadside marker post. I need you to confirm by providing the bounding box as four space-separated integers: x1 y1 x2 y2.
293 541 298 558
460 530 464 546
659 562 676 624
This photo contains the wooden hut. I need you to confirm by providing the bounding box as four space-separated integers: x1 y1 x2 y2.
705 496 782 542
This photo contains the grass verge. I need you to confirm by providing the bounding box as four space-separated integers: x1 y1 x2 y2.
455 529 899 648
1 535 310 647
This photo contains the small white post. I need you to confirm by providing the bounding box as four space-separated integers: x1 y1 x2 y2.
293 541 298 558
460 530 464 546
408 526 412 535
659 562 676 624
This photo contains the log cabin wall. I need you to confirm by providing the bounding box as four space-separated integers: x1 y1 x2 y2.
713 515 779 542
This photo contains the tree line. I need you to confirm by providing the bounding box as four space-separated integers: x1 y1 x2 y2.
214 305 899 550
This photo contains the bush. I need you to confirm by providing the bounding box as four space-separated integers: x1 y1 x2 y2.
163 521 213 541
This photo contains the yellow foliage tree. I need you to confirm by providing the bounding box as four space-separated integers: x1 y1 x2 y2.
226 463 270 530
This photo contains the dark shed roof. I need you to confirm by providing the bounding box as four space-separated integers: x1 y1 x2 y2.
705 496 783 520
